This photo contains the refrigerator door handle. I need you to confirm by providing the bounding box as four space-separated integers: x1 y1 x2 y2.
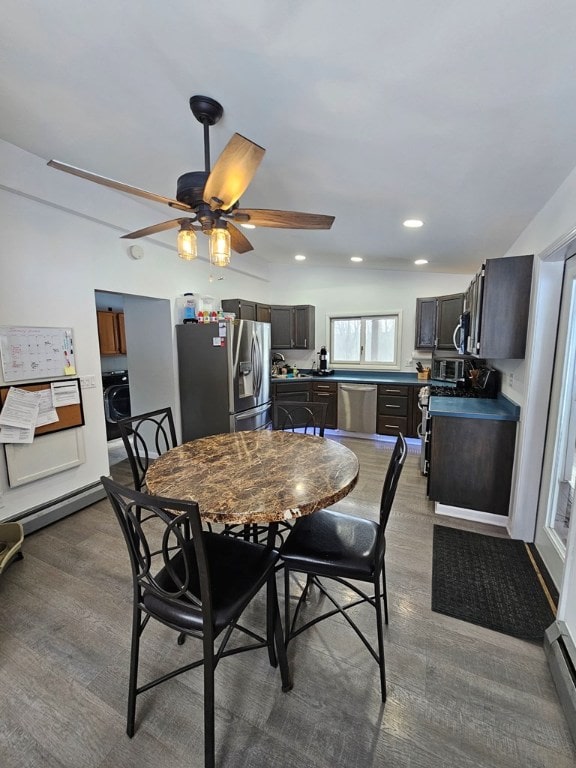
251 335 260 398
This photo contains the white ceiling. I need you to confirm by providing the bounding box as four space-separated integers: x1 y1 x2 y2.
2 0 576 274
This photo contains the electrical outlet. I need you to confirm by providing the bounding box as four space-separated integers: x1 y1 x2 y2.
79 375 97 389
508 372 514 387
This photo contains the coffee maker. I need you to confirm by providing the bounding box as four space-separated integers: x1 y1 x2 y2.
315 346 334 376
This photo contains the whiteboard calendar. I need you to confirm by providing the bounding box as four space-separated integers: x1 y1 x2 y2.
0 326 76 382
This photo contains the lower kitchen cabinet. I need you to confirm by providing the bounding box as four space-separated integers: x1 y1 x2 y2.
311 380 338 429
428 415 516 516
272 381 311 402
377 384 408 437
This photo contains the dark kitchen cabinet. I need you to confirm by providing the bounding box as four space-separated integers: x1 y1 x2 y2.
414 293 464 351
270 306 292 347
272 381 311 402
271 304 315 350
467 254 533 359
221 298 257 321
415 297 437 350
376 384 409 437
311 380 338 429
256 303 271 323
436 293 464 350
428 415 517 516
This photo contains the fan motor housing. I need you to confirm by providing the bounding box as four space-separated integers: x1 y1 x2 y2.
176 171 210 207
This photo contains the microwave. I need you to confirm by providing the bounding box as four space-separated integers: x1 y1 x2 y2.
432 358 465 382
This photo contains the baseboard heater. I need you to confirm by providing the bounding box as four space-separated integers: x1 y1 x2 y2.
9 481 106 534
544 622 576 745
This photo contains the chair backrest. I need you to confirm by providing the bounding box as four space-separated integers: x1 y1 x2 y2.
101 476 212 623
376 434 407 558
272 400 327 437
117 407 178 491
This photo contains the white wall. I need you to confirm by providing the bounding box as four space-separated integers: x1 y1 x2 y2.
266 266 470 370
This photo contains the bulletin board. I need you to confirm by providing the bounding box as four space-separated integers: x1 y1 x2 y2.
0 379 84 437
0 326 76 382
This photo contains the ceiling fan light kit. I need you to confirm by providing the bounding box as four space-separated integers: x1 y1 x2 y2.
177 224 198 261
209 223 231 267
47 94 334 267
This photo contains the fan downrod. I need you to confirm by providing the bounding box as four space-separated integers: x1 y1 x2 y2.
189 95 223 126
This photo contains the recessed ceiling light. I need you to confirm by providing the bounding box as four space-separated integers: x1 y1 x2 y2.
414 259 428 265
240 223 256 230
350 256 363 263
294 254 306 261
403 219 424 228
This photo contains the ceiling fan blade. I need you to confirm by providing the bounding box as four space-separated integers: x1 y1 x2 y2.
203 134 265 211
231 209 335 230
227 222 254 254
121 218 189 240
47 160 192 212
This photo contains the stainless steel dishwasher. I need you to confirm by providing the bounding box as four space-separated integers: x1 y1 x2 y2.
337 383 378 433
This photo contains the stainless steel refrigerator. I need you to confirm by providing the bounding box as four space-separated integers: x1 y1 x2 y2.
177 320 271 441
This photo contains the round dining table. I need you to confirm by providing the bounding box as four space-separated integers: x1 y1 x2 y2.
146 429 359 526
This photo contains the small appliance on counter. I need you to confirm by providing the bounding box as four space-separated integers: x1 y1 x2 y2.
314 346 334 376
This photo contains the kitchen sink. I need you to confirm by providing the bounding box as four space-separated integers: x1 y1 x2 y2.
271 373 313 379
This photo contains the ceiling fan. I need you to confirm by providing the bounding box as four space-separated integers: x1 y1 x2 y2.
48 95 335 266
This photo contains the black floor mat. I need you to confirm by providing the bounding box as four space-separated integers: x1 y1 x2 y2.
431 525 556 641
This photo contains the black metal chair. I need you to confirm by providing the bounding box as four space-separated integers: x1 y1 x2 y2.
272 400 327 436
280 433 407 702
117 407 177 492
101 476 292 768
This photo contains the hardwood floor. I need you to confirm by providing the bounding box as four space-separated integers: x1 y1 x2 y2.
0 436 574 768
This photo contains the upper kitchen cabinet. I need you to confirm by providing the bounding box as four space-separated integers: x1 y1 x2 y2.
414 293 464 351
221 298 257 321
271 305 315 349
415 297 437 350
97 310 126 355
467 254 533 359
436 293 464 349
256 303 271 323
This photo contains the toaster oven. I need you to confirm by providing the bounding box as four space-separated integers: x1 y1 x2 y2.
432 357 465 382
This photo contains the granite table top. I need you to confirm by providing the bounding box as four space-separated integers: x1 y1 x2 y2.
146 430 360 526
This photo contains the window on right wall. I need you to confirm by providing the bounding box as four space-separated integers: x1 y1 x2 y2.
329 312 401 369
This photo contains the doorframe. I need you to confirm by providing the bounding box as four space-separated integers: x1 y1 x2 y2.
508 225 576 560
533 253 576 585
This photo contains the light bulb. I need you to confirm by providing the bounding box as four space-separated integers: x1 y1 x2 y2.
209 226 231 267
177 227 197 260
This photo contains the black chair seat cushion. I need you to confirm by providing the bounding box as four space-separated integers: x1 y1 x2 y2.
281 509 380 581
143 532 278 636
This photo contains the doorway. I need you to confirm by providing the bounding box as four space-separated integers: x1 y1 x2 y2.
535 253 576 586
94 290 177 466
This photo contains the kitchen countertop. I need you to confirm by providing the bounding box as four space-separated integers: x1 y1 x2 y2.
271 370 434 385
428 393 521 421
